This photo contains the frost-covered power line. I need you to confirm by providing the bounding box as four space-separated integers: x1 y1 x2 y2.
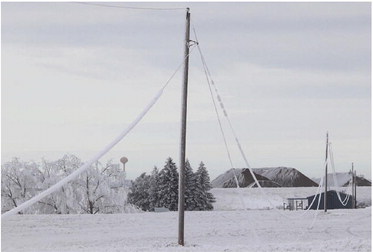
1 47 196 220
74 2 187 11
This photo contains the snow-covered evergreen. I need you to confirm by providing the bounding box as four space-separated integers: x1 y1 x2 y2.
127 158 215 212
157 158 179 211
184 160 197 210
148 166 160 211
127 173 151 211
195 162 215 210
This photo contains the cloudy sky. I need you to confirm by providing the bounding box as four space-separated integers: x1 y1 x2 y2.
2 2 371 180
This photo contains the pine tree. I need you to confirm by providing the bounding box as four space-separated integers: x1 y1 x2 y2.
195 162 215 210
127 173 151 211
184 160 197 210
148 166 160 211
157 157 179 211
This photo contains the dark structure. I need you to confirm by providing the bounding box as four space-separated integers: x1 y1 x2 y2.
343 175 371 187
307 190 352 210
222 169 281 188
253 167 319 187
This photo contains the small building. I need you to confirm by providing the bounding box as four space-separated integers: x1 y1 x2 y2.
284 197 308 210
307 190 352 210
154 207 169 213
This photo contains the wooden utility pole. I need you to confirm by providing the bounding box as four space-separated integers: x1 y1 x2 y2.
324 132 328 212
354 169 357 208
351 163 354 208
178 7 190 246
352 163 357 209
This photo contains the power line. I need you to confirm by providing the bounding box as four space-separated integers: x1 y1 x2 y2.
1 45 197 220
74 2 187 11
193 26 327 223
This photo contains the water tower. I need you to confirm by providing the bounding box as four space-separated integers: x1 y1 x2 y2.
120 156 128 172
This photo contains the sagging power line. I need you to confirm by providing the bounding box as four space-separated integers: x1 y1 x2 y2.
74 2 187 11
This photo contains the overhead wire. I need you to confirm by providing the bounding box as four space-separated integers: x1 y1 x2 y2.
192 27 246 211
329 143 352 206
193 26 329 224
74 2 187 11
192 28 238 184
2 45 197 220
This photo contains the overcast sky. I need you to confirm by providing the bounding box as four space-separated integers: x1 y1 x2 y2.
2 2 371 180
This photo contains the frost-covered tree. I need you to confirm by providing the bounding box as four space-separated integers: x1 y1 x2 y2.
1 155 214 214
195 162 215 211
78 169 103 214
157 157 179 211
1 158 42 214
75 160 126 214
100 161 128 213
1 155 129 215
184 160 197 211
36 154 86 214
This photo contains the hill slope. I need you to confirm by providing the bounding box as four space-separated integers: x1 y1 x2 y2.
253 167 318 187
212 167 317 188
217 168 281 188
313 173 371 187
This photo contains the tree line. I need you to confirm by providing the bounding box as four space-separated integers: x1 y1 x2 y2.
1 154 131 214
128 157 215 211
1 155 216 215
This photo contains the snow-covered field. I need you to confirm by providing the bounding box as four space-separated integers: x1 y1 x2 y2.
2 187 371 252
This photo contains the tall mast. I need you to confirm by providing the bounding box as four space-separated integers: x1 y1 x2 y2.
178 7 190 246
324 132 328 212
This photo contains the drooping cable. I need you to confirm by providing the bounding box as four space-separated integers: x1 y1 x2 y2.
192 28 239 183
192 27 245 210
329 143 351 206
192 29 261 189
293 175 325 243
193 27 327 222
2 46 196 220
308 175 324 229
193 28 280 211
74 2 186 11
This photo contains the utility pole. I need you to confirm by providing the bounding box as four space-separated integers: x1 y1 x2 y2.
178 7 190 246
354 169 357 208
351 163 354 208
324 132 328 212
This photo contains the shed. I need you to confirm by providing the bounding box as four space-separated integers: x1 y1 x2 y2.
307 190 352 210
154 207 169 213
284 197 308 210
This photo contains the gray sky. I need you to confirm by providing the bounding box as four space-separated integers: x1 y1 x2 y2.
2 2 371 180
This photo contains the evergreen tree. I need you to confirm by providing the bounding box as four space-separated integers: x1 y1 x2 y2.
195 162 215 210
148 166 160 211
127 173 151 211
157 158 179 211
184 160 197 210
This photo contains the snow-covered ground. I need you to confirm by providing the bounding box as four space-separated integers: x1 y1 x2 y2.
2 187 371 252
